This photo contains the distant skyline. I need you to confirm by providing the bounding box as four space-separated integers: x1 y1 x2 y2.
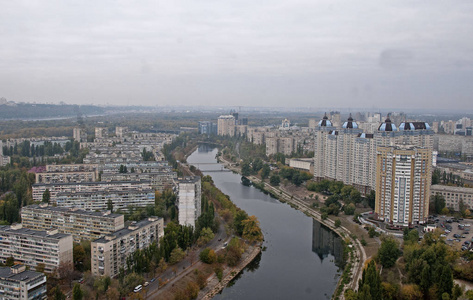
1 1 473 110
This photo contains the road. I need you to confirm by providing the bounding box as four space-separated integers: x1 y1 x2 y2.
143 214 229 299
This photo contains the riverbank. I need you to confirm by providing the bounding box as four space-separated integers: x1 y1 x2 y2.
199 245 262 300
217 154 368 299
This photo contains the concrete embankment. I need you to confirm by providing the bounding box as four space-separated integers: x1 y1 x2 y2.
218 155 367 299
198 245 262 300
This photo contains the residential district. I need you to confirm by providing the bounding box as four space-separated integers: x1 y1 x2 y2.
0 110 473 299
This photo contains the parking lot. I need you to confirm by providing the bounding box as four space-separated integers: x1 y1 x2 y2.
431 216 473 251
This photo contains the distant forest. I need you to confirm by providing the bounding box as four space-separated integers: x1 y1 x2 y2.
0 103 105 120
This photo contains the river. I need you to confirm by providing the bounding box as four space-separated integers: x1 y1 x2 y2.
187 145 344 300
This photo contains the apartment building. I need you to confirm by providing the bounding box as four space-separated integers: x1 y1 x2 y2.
21 204 125 243
0 265 47 300
100 171 176 191
375 146 432 226
265 136 295 156
32 180 152 202
91 217 164 277
0 224 73 273
217 115 236 136
35 171 97 184
314 116 434 196
430 185 473 212
55 189 155 211
177 177 202 228
45 163 98 173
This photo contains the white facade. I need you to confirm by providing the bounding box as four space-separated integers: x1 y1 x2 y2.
178 177 202 228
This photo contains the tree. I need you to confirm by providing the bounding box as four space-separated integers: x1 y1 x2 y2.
42 189 50 203
52 286 66 300
72 283 83 300
197 227 214 246
241 162 251 176
378 236 400 268
169 247 185 265
199 247 217 264
5 256 14 267
269 175 280 186
261 164 270 180
358 260 382 300
432 194 446 215
107 199 113 212
242 215 263 242
35 263 45 273
344 203 356 215
73 244 86 271
335 219 341 228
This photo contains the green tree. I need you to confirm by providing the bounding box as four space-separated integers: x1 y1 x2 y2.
378 236 400 268
107 199 113 212
169 247 186 265
199 247 217 264
261 164 270 180
42 189 50 203
52 286 66 300
432 194 446 215
335 219 341 228
269 175 280 186
72 283 83 300
358 260 382 300
344 203 356 215
197 227 215 246
73 244 86 271
241 162 251 176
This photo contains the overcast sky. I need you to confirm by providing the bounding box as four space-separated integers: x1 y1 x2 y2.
1 1 473 110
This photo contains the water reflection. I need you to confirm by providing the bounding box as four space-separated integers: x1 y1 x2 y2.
312 219 345 269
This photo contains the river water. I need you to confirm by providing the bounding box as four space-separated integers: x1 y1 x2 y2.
187 145 344 300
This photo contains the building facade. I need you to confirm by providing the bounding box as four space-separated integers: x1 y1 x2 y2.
430 185 473 212
375 146 432 226
0 265 47 300
21 204 125 243
217 115 236 136
91 217 164 277
177 177 202 228
0 224 73 273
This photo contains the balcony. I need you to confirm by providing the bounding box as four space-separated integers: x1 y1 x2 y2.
98 256 104 261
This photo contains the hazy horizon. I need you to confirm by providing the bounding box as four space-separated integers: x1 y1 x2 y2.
2 1 473 110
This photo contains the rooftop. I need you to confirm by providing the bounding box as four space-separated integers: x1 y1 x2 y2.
0 225 71 240
93 217 161 243
22 204 123 219
0 266 44 282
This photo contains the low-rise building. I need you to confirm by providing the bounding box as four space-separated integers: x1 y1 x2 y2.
0 224 73 273
430 185 473 211
21 204 125 243
288 158 314 173
0 265 47 300
91 217 164 277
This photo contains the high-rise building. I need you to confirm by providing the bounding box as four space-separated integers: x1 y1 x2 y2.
217 115 236 136
73 127 87 142
95 127 108 139
375 145 432 226
314 115 434 198
177 177 202 228
0 265 47 299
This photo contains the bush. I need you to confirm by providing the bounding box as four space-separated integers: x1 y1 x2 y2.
335 219 341 228
344 203 356 215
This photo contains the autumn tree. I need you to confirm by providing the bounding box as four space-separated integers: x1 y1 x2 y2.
72 283 83 300
242 215 263 242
